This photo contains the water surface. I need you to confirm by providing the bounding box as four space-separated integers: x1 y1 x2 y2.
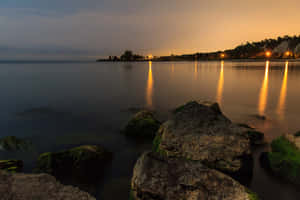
1 60 300 199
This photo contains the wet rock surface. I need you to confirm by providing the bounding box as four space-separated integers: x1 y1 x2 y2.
131 152 255 200
155 101 255 179
0 170 95 200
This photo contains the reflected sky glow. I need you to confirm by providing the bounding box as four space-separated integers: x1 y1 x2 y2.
146 61 153 108
258 61 270 115
277 61 289 119
216 61 224 105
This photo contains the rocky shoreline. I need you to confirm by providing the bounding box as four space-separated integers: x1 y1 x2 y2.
1 100 300 199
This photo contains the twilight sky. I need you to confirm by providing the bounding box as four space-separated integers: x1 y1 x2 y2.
1 0 300 60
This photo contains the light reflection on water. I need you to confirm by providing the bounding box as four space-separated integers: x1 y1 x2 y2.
258 61 270 116
277 61 289 120
216 61 224 105
146 61 153 108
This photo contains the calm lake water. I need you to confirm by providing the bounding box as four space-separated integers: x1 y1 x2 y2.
0 60 300 199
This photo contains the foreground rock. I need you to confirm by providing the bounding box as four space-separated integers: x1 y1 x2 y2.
0 170 95 200
0 160 23 172
36 145 112 181
154 101 256 181
123 110 161 139
131 152 258 200
260 133 300 184
0 136 32 151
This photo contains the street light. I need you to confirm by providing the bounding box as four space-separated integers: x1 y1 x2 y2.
265 51 272 58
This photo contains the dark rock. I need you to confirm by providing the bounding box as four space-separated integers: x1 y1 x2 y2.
123 110 161 139
155 101 254 182
0 170 95 200
294 131 300 137
36 145 112 181
0 160 23 172
0 136 32 151
250 114 266 121
131 151 257 200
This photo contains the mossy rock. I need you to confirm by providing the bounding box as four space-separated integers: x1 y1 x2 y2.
0 160 23 173
123 111 161 139
36 145 112 180
0 136 32 151
246 189 260 200
262 136 300 184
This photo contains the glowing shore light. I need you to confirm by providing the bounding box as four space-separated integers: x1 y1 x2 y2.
220 53 225 59
265 51 272 58
147 54 153 60
285 51 291 57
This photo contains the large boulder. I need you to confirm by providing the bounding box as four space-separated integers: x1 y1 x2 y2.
260 134 300 184
36 145 112 181
0 170 95 200
154 101 254 182
123 110 161 139
0 160 23 172
131 152 258 200
0 136 32 151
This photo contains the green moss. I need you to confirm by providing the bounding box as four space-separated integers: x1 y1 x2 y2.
152 135 161 152
123 111 161 138
0 160 23 172
129 190 135 200
268 136 300 183
246 189 260 200
152 135 168 156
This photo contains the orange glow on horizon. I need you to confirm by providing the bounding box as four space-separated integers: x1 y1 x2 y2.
146 61 153 108
265 51 272 58
147 54 153 60
258 61 270 115
216 61 224 105
277 61 289 120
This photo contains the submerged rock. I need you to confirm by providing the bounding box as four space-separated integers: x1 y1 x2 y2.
249 114 266 121
0 136 32 151
36 145 112 181
260 135 300 184
0 160 23 172
0 170 95 200
237 124 265 146
123 110 161 139
131 152 257 200
154 101 254 181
